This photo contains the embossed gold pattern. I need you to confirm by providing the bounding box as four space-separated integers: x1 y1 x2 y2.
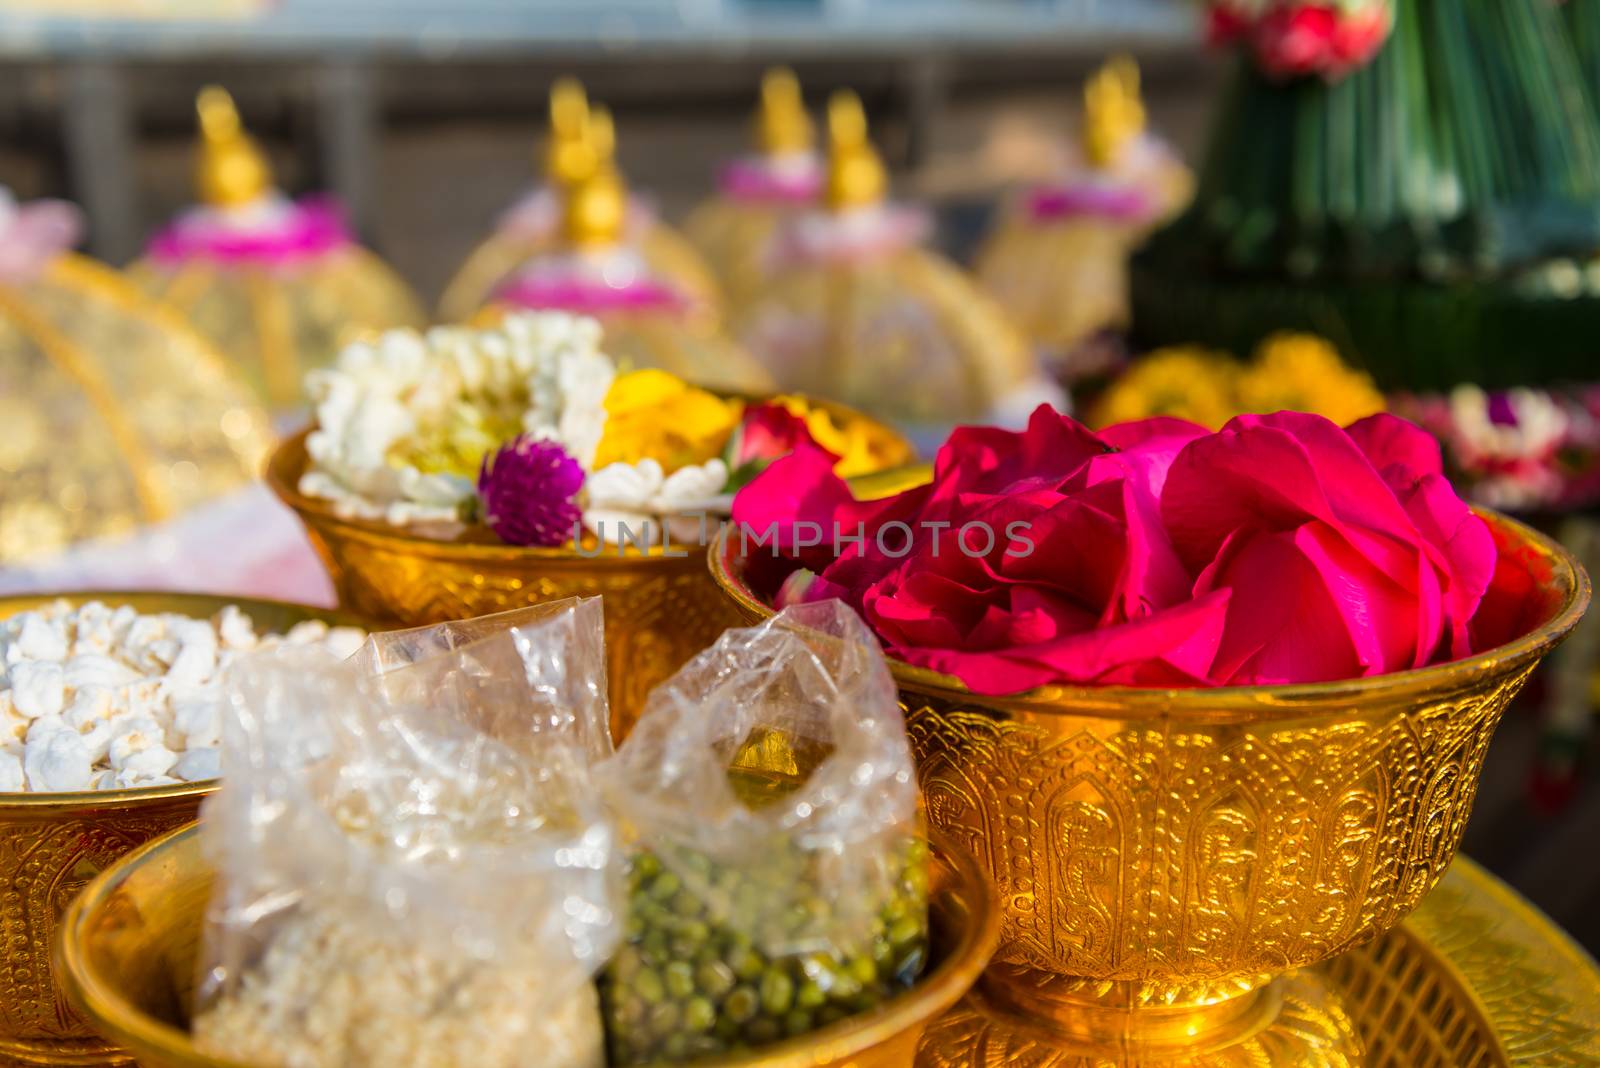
919 857 1600 1067
0 592 355 1067
55 825 1000 1068
267 404 911 740
0 255 271 566
710 513 1590 1063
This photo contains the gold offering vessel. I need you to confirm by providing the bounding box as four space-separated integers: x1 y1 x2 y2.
975 57 1194 367
710 511 1590 1065
126 88 424 414
683 68 821 315
438 79 721 325
479 131 775 395
732 92 1037 428
267 404 912 741
0 592 356 1067
55 824 999 1068
0 250 271 567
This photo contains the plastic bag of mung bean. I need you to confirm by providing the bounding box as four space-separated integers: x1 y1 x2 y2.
596 600 928 1065
193 597 619 1068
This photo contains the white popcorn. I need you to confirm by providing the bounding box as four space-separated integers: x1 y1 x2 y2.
172 690 223 750
0 751 22 792
62 654 140 690
9 661 64 719
13 614 67 662
24 727 93 792
216 606 258 651
0 601 365 793
173 747 221 783
108 716 166 771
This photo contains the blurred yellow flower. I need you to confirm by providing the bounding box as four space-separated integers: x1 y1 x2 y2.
771 395 907 478
1238 333 1385 425
593 369 742 472
1091 347 1241 429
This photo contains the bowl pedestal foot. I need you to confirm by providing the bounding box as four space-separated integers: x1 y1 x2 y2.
918 965 1364 1066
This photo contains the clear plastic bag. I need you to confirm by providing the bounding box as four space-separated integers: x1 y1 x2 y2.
596 600 928 1064
195 598 617 1068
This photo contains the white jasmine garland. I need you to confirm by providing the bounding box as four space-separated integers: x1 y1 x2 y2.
300 312 616 526
583 458 732 548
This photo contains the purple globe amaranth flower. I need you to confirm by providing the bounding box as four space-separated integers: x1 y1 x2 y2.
477 435 585 548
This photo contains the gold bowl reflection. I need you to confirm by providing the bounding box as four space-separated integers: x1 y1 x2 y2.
56 823 999 1068
710 513 1589 1062
267 403 913 740
0 592 357 1066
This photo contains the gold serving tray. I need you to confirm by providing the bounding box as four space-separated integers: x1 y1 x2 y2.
918 857 1600 1067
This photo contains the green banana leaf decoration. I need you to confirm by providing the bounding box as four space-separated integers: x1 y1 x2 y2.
1133 0 1600 391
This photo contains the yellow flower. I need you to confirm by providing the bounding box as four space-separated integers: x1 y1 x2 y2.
771 395 905 478
1238 333 1385 426
593 369 742 472
1091 348 1241 430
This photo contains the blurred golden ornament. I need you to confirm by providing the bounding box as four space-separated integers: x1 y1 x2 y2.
128 87 425 415
976 57 1194 367
733 97 1040 428
194 85 271 209
755 67 814 156
684 68 823 314
0 251 271 566
480 162 774 395
439 79 722 325
1082 55 1145 170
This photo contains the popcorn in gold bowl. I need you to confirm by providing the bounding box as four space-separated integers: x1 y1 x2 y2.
0 591 361 1067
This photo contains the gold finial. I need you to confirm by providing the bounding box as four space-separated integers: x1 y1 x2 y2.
561 160 627 248
1083 55 1146 170
195 85 272 208
824 90 886 211
755 67 813 156
545 78 603 187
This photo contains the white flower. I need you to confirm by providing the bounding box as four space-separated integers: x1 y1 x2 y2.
583 458 731 548
300 312 616 527
1449 385 1568 462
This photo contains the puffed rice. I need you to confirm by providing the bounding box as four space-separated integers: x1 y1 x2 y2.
0 600 365 792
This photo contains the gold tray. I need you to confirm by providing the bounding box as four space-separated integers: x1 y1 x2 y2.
918 856 1600 1067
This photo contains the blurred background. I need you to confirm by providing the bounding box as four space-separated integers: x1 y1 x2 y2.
0 0 1208 291
1 0 1598 957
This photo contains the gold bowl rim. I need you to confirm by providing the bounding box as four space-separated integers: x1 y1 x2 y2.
0 589 363 812
709 508 1591 720
265 394 915 569
55 822 1001 1068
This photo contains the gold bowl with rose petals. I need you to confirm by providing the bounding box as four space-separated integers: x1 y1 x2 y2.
710 509 1589 1066
0 592 360 1067
56 823 1000 1068
267 399 913 741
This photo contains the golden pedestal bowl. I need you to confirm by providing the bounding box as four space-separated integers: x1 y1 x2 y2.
709 513 1589 1066
267 409 913 740
0 592 356 1067
55 824 999 1068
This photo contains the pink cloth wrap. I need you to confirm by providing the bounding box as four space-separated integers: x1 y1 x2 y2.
145 194 354 268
